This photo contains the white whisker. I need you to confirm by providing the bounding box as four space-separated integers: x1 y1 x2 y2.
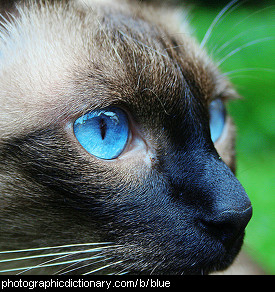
115 270 130 275
0 247 107 265
15 251 107 275
224 74 266 81
0 242 112 254
200 0 243 49
217 37 274 66
214 25 274 57
110 261 136 275
223 67 275 76
58 257 111 275
231 5 275 31
83 260 123 275
54 246 124 275
0 243 121 275
211 5 274 57
0 255 103 274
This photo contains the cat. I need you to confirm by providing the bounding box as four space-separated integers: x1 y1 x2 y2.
0 0 254 275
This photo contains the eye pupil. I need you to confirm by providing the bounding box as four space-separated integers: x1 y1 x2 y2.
99 118 107 140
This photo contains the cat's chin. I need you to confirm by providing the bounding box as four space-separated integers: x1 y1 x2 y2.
179 233 244 275
106 231 245 275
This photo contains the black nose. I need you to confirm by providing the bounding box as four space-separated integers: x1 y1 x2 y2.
189 155 253 248
199 205 252 247
167 150 253 249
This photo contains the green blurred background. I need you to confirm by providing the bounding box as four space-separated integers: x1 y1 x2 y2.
181 0 274 274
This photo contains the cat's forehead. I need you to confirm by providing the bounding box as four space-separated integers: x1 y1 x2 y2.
0 1 236 139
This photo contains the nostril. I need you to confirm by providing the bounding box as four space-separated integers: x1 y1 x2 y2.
199 219 242 248
199 220 233 243
199 206 252 247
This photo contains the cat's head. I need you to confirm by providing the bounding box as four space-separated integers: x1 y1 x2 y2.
0 0 252 275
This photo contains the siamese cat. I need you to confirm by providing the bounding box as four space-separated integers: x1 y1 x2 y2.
0 0 254 275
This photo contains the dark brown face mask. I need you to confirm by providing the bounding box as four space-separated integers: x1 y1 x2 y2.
0 0 251 275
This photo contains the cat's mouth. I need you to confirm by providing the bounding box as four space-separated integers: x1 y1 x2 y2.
186 228 247 275
145 234 244 275
103 205 251 275
105 234 244 275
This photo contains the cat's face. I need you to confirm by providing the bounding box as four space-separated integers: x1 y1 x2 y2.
0 0 252 275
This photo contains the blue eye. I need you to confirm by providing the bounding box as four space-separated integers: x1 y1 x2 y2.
209 99 226 142
74 107 129 159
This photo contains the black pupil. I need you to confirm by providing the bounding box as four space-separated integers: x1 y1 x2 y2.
100 118 107 140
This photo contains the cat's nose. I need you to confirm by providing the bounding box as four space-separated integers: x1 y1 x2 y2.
199 205 252 247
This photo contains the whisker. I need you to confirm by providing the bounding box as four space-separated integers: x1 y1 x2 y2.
0 247 108 264
15 251 107 275
231 5 275 31
115 270 130 275
57 257 110 275
213 25 274 57
223 74 266 81
0 243 119 275
0 242 111 254
223 67 275 76
18 245 120 272
200 0 244 49
83 260 123 275
109 261 136 275
0 255 104 274
211 5 274 57
217 37 274 66
54 246 124 275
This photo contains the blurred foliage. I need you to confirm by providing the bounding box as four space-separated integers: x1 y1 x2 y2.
142 0 273 7
186 0 275 273
181 0 272 7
